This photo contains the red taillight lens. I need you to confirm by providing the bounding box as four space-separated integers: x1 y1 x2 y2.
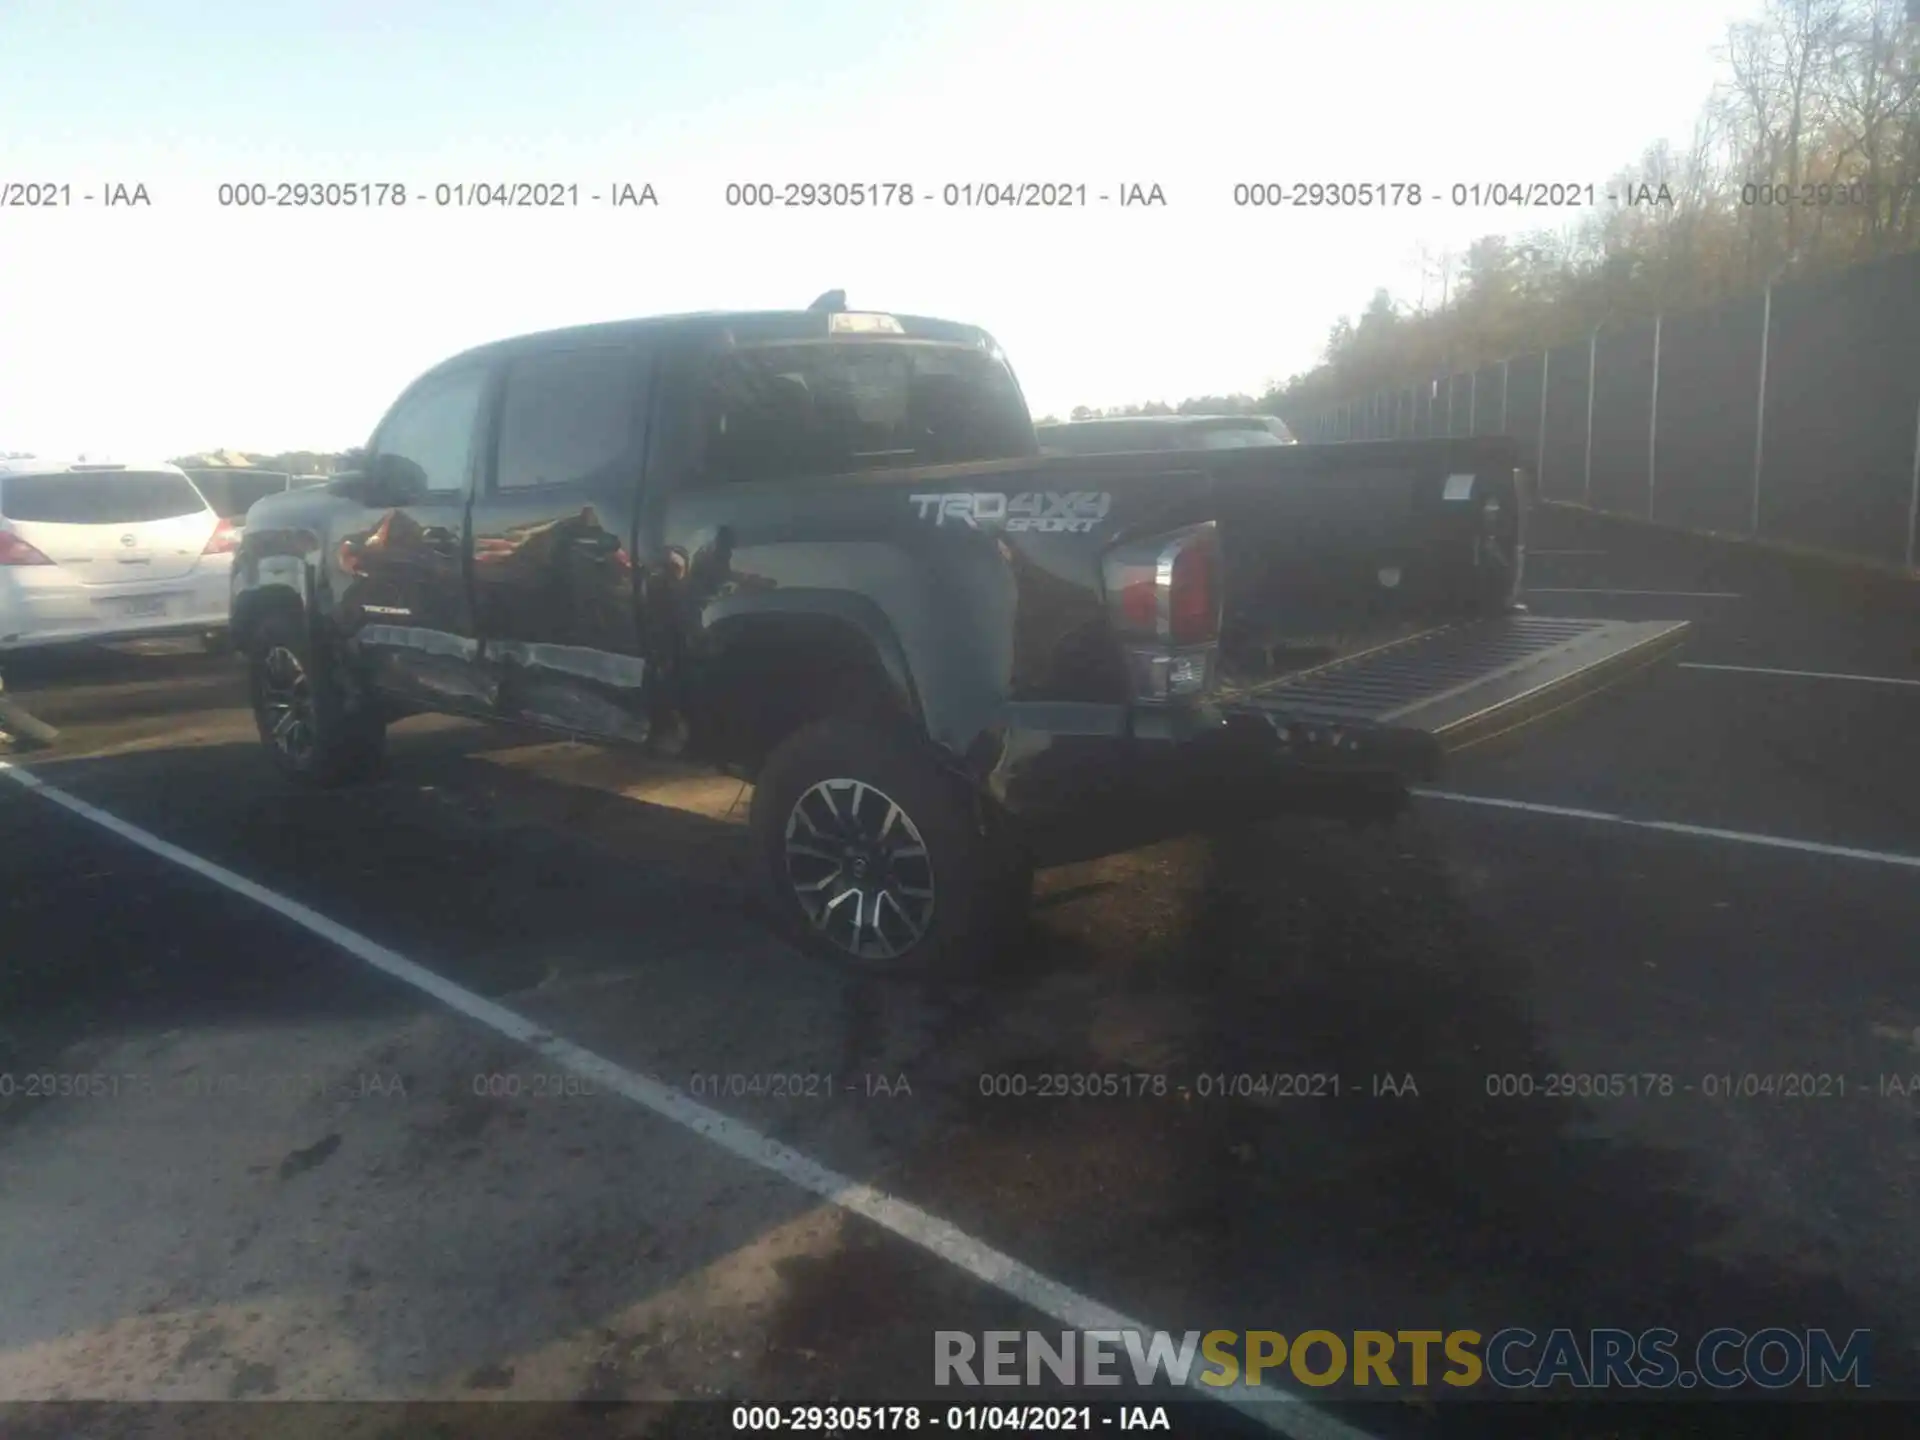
1119 575 1157 631
0 529 53 566
1167 527 1218 645
203 517 239 555
1102 523 1220 642
1100 521 1222 703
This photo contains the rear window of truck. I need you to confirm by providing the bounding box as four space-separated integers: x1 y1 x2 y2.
0 471 210 524
698 340 1037 483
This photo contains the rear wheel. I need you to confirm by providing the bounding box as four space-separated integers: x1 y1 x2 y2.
748 718 1028 975
247 611 385 787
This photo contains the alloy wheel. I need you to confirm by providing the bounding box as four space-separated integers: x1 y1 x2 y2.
782 777 936 961
258 644 318 766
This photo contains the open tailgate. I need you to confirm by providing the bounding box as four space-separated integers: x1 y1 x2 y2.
1214 613 1689 780
1203 436 1688 779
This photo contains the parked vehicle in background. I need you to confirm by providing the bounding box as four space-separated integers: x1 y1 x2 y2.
1037 414 1296 454
230 294 1684 975
0 460 239 653
182 468 298 541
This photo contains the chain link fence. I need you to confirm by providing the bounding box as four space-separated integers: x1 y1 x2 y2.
1289 250 1920 572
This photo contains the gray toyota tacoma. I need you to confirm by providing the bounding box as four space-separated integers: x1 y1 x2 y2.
230 292 1687 972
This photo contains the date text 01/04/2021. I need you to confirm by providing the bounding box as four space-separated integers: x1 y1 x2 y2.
208 182 659 208
686 1073 915 1100
1483 1072 1920 1099
722 182 1166 208
730 1403 1171 1432
976 1072 1421 1099
1228 181 1681 208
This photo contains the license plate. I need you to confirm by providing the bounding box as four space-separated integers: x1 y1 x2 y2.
103 596 170 619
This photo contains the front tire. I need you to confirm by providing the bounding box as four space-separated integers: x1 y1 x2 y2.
248 611 385 787
748 718 1027 975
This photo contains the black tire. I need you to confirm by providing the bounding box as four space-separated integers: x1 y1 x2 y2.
247 610 385 787
748 718 1029 976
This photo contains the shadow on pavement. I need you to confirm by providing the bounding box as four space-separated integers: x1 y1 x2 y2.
3 633 1909 1425
752 794 1918 1424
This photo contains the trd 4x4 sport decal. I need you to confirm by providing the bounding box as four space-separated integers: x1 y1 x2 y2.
909 491 1112 534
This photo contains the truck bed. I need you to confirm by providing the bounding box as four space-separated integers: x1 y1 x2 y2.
1195 433 1686 767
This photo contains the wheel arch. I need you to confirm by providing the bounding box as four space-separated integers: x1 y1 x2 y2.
230 579 310 657
696 592 926 776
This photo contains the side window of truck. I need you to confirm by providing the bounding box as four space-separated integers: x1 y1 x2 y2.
372 368 489 496
493 346 645 492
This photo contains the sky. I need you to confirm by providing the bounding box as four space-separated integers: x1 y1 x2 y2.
0 0 1749 459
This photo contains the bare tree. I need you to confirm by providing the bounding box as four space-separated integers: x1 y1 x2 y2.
1827 0 1920 255
1242 0 1920 428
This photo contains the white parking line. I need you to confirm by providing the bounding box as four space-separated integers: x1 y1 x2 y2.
1415 787 1920 871
0 759 1371 1440
1523 588 1743 598
1679 662 1920 689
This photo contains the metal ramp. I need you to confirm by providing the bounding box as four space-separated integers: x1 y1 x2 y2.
1222 613 1690 754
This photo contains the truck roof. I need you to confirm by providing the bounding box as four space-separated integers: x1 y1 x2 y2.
432 307 999 377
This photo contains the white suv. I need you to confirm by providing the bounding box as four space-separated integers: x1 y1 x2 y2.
0 459 239 652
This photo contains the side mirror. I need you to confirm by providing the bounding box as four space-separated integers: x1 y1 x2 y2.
326 470 371 502
331 455 424 507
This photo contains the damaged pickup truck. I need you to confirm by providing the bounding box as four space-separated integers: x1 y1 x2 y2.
230 292 1687 972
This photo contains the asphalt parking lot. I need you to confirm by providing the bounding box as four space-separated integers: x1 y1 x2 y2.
1 505 1917 1438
